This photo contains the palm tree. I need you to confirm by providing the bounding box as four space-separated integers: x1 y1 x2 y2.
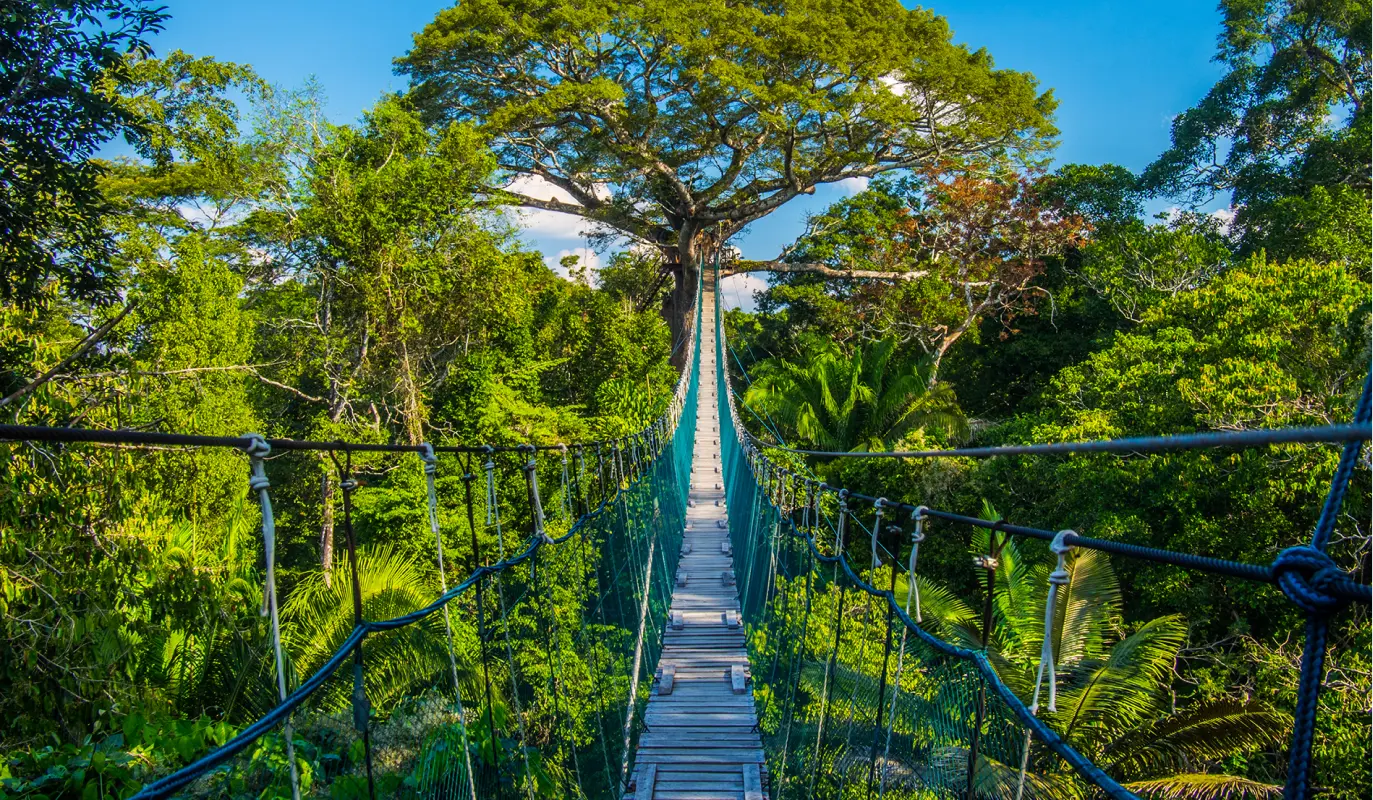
911 525 1288 800
283 544 468 713
744 338 967 452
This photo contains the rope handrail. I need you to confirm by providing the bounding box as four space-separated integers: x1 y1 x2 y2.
0 423 648 454
744 421 1369 459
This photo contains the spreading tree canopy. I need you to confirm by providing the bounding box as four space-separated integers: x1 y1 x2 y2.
0 0 167 306
397 0 1056 341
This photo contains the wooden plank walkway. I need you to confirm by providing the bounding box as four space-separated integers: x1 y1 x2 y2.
629 286 767 800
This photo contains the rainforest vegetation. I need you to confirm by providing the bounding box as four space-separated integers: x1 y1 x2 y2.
1 0 1368 798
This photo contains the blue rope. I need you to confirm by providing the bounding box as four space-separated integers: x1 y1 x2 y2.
749 422 1369 460
1282 372 1371 800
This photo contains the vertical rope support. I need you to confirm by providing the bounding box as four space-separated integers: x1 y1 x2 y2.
1016 530 1075 800
419 444 478 800
809 489 851 798
1284 373 1371 800
867 547 898 799
490 452 534 800
618 488 660 794
880 506 926 799
335 454 376 800
966 525 1005 800
243 435 301 800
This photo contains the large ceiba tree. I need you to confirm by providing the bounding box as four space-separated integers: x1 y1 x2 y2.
398 0 1057 346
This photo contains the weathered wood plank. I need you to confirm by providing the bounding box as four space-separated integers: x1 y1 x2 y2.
635 765 657 800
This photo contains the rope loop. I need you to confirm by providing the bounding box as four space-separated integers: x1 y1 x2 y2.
1032 530 1077 713
524 446 551 542
1272 545 1365 614
871 498 887 570
419 442 438 475
907 506 929 622
244 434 271 491
836 489 851 552
243 433 271 459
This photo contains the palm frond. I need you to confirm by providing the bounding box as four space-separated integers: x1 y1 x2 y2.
1049 616 1185 746
1054 549 1121 667
1101 700 1289 777
1122 773 1282 800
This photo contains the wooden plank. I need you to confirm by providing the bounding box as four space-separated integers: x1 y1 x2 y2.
635 764 657 800
634 297 765 796
655 665 675 695
730 664 747 694
743 765 764 800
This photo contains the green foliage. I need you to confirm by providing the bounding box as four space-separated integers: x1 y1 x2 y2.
400 0 1056 337
744 337 967 453
0 0 167 305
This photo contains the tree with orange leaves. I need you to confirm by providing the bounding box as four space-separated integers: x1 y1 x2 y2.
739 166 1086 383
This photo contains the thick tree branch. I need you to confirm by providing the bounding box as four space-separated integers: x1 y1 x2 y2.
722 261 928 281
0 301 138 410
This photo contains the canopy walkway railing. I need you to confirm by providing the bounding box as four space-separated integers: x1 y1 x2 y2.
0 278 704 799
712 268 1371 800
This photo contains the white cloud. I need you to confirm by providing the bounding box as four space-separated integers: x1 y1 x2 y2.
1210 207 1236 235
503 174 619 241
545 247 602 278
720 272 768 313
834 176 870 196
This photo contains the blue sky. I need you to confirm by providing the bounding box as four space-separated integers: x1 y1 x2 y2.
147 0 1225 293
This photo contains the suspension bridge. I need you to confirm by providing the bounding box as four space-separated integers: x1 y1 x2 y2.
0 265 1369 800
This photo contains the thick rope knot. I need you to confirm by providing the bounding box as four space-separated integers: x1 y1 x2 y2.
341 478 358 493
419 443 438 475
1048 529 1074 587
1272 546 1357 614
243 433 271 460
248 473 271 492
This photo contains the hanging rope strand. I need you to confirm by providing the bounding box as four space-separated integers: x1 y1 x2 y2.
244 434 301 800
419 444 478 800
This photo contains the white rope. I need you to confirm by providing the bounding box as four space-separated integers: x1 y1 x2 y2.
1034 530 1075 713
484 457 504 559
244 434 301 800
871 498 887 571
419 445 478 800
558 444 571 519
481 454 531 798
879 505 927 797
525 452 551 543
1016 529 1076 800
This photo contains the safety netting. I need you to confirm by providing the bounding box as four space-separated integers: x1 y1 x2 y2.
0 276 703 799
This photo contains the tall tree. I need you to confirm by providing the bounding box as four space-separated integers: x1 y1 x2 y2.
1140 0 1370 210
743 169 1085 381
397 0 1055 345
0 0 167 305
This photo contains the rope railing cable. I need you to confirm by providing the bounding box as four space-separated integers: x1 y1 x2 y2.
744 421 1368 459
130 433 677 799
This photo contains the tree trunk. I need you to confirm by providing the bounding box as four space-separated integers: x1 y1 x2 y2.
663 229 706 367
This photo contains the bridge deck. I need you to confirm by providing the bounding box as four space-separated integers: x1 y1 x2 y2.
630 287 766 800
